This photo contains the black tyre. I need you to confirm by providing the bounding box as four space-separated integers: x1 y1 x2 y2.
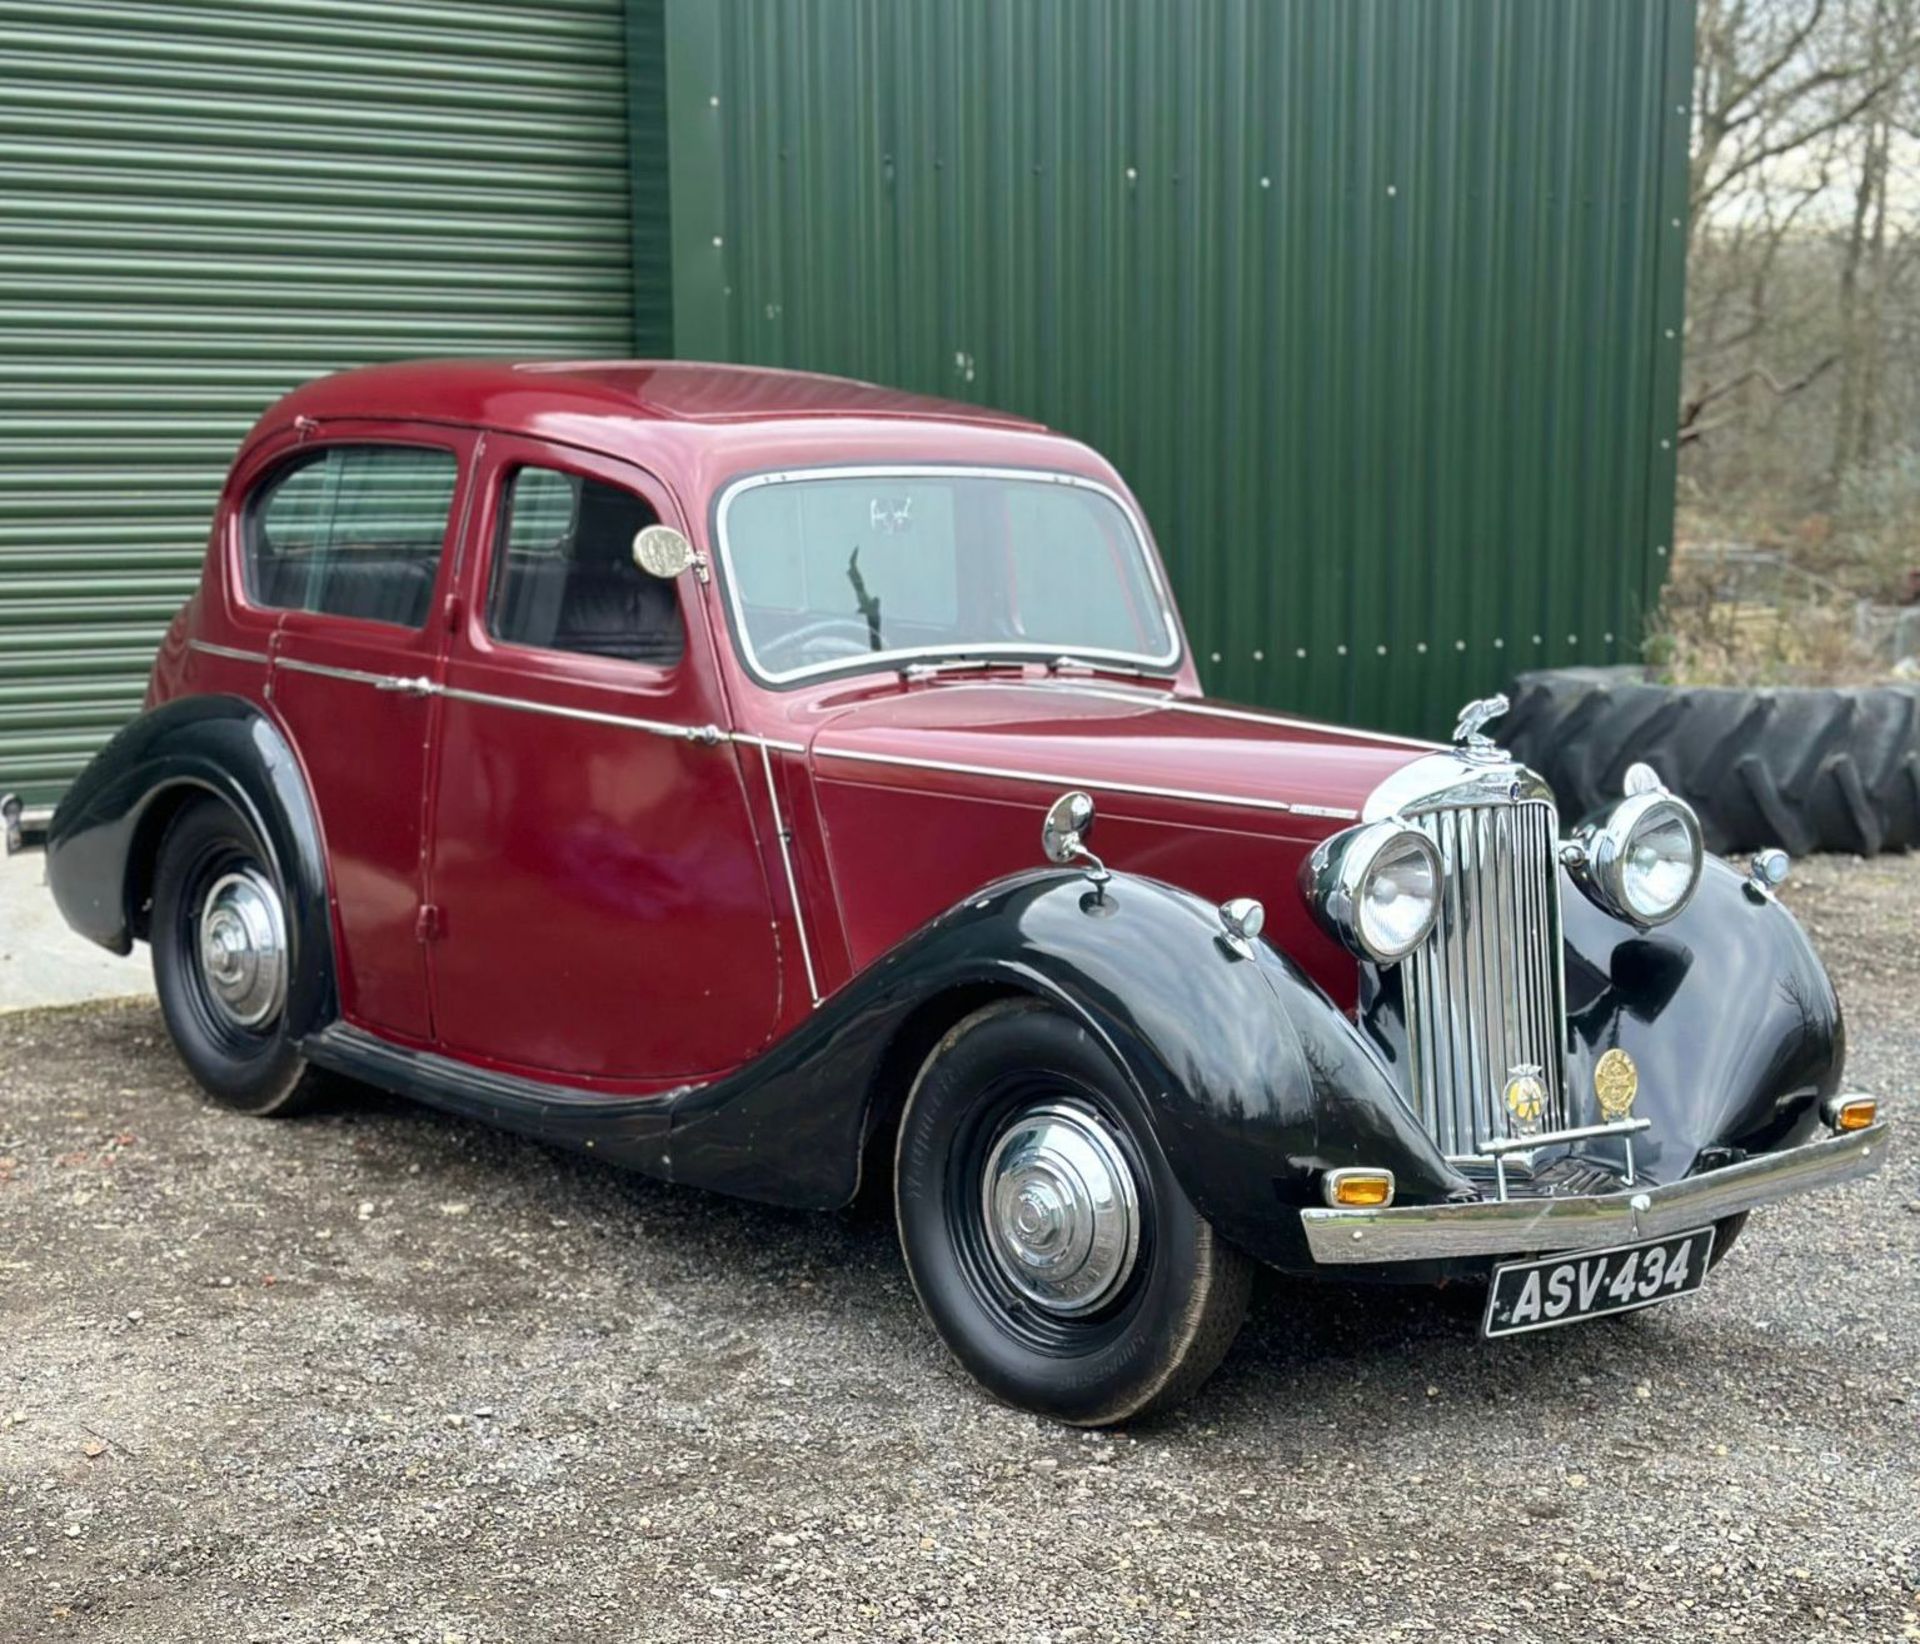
1501 669 1920 855
150 797 322 1116
894 999 1253 1425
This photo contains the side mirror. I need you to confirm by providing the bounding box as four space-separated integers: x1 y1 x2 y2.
632 524 697 580
1041 790 1096 866
1040 790 1109 890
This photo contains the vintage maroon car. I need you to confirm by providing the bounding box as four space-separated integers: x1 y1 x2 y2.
47 361 1888 1423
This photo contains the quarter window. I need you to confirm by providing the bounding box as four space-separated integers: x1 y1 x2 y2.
486 467 685 667
244 445 456 628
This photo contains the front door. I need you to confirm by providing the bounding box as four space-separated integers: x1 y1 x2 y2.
244 427 474 1041
424 436 782 1082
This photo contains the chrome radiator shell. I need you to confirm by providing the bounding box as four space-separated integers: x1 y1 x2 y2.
1362 754 1571 1166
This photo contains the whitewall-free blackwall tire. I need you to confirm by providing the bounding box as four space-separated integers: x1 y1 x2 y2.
894 998 1252 1425
150 797 323 1117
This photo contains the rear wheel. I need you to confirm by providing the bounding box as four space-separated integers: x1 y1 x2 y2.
894 999 1252 1425
150 797 322 1116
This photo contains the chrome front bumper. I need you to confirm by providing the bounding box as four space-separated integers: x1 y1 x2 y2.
1300 1122 1891 1265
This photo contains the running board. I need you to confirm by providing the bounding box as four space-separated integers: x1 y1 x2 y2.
298 970 907 1215
302 1023 689 1175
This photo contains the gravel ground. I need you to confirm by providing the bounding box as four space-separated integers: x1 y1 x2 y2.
2 855 1915 1643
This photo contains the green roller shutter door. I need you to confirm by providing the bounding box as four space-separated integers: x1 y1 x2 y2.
0 0 667 810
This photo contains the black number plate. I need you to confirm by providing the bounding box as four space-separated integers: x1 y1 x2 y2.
1482 1226 1715 1338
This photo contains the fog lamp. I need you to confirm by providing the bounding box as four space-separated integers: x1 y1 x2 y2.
1823 1094 1877 1133
1323 1168 1396 1209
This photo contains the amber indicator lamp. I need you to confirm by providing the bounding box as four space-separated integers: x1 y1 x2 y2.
1829 1096 1877 1133
1323 1169 1396 1209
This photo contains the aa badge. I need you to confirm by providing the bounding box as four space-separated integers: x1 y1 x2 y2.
1503 1066 1547 1134
1594 1048 1639 1120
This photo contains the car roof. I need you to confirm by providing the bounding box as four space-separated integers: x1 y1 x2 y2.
265 359 1045 432
250 360 1108 500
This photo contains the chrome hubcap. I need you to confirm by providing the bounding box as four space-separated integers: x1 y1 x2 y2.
980 1100 1140 1316
196 869 287 1030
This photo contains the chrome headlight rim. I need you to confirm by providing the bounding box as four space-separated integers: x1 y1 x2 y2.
1302 819 1443 965
1571 790 1704 927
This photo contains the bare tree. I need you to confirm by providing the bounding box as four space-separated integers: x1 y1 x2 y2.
1691 0 1907 231
1682 0 1920 537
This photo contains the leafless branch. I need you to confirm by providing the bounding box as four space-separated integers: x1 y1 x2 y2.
1678 356 1839 444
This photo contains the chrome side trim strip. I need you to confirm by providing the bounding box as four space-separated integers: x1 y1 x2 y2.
276 655 413 690
439 684 717 743
808 742 1359 819
1300 1123 1890 1264
730 672 1437 755
264 656 795 753
731 733 809 754
1010 680 1441 751
758 742 820 1006
272 662 731 745
188 639 271 666
195 637 1358 820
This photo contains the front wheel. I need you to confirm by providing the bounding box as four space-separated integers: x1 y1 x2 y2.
894 999 1252 1425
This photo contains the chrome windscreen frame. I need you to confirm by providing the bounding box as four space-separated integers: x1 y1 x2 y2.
709 463 1186 688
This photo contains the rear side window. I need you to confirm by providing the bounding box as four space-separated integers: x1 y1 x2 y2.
244 445 457 628
485 466 685 667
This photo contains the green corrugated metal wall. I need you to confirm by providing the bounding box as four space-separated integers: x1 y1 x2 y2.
0 0 669 809
665 0 1693 738
1 0 1690 804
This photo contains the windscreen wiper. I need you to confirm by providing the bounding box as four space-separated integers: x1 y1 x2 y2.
1048 654 1172 680
897 656 1031 682
846 547 884 651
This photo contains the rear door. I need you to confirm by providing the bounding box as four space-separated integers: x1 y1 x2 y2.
241 426 474 1040
424 435 782 1081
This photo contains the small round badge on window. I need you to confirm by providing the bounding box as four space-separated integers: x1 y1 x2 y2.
632 524 696 579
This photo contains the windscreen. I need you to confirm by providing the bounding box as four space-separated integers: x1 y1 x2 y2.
718 469 1178 682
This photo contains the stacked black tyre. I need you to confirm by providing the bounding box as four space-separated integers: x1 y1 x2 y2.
1501 669 1920 856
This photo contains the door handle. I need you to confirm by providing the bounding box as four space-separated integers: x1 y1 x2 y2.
375 675 437 697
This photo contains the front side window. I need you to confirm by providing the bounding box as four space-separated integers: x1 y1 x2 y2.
244 444 456 628
486 466 684 667
717 467 1178 683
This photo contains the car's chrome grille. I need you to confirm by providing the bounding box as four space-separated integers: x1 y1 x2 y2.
1400 799 1567 1161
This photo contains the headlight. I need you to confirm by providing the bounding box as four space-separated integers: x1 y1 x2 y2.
1301 821 1442 964
1567 789 1704 926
